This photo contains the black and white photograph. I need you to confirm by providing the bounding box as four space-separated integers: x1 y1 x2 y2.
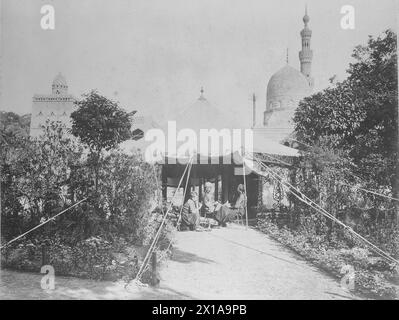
0 0 398 303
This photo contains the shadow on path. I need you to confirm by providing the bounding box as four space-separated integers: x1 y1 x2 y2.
170 249 215 265
207 232 305 268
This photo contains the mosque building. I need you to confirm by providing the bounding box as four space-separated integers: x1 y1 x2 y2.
30 73 76 138
253 7 314 144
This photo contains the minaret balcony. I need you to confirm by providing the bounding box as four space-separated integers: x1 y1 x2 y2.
299 49 313 56
301 29 312 37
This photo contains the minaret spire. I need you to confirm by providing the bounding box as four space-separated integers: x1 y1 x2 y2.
299 5 314 89
286 48 289 64
252 93 256 128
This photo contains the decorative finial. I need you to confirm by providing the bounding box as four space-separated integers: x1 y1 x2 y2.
199 86 205 100
303 4 310 25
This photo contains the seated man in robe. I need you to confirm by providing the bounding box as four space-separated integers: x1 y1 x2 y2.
201 182 221 218
200 182 222 229
214 184 246 227
180 191 203 231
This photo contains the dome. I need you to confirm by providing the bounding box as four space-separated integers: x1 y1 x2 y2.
52 73 68 94
52 73 67 87
266 65 310 109
303 13 310 24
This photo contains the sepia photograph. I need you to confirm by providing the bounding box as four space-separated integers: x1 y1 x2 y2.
0 0 398 304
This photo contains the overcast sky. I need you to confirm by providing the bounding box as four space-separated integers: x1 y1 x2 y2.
1 0 397 127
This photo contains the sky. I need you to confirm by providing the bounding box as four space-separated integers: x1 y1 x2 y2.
1 0 397 127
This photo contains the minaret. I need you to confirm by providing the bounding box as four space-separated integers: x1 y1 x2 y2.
52 72 68 95
299 5 314 89
252 93 256 128
286 48 289 64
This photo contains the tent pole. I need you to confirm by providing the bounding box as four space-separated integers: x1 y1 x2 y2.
161 166 167 201
242 159 249 230
214 174 219 202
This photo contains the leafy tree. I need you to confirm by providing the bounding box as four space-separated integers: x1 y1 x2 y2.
294 29 398 209
1 121 82 240
71 91 135 191
1 111 168 282
95 150 157 243
0 111 31 139
1 112 32 241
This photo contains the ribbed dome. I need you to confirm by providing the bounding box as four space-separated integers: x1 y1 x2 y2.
52 73 67 87
266 65 310 106
52 73 68 94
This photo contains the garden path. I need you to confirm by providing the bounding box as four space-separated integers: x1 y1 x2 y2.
0 224 361 299
157 224 361 299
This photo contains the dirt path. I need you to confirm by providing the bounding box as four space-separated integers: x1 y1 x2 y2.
0 268 184 300
1 224 361 299
158 224 360 300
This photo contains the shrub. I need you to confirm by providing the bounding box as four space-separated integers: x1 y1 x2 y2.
1 121 173 284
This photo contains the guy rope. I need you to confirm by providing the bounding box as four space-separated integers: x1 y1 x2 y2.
164 160 193 253
131 156 194 285
242 160 249 229
247 155 399 266
260 151 399 203
0 198 88 250
339 182 399 203
175 161 194 231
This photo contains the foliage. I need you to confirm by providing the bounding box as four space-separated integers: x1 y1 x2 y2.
0 111 31 140
294 29 398 197
70 90 136 194
1 114 172 283
98 151 158 241
1 121 83 240
257 217 398 299
71 91 134 153
256 30 399 299
1 235 142 281
287 29 398 259
61 149 160 244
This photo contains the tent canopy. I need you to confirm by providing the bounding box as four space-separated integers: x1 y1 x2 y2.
120 93 300 160
121 128 300 162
